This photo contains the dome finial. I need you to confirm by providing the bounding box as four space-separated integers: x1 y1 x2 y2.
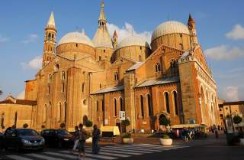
101 0 105 8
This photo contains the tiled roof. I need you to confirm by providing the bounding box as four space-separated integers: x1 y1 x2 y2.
127 62 143 71
136 77 179 88
92 85 124 94
0 96 37 105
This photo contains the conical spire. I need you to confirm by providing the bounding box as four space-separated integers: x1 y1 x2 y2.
188 14 194 23
93 1 113 48
187 14 198 48
46 11 55 28
188 14 195 29
99 1 106 21
113 30 118 39
98 1 107 26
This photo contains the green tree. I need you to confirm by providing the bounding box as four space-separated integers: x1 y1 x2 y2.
84 119 93 127
233 115 242 124
23 123 28 128
159 117 170 126
121 119 130 126
60 122 66 129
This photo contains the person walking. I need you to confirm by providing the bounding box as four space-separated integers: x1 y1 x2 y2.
77 123 88 160
92 124 101 154
72 126 79 153
214 128 219 139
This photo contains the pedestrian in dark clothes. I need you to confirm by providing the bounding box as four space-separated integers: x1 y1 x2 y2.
92 124 101 154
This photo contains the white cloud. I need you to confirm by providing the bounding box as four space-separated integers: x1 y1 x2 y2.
17 90 25 99
222 86 240 101
22 34 39 44
226 24 244 40
0 34 9 43
107 22 152 43
205 45 244 60
21 55 42 70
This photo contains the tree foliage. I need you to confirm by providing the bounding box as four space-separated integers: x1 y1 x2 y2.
159 117 170 126
23 123 28 128
121 119 130 126
60 122 66 129
84 119 93 127
233 115 242 124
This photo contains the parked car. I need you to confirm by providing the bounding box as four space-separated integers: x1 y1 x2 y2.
41 129 74 148
2 128 45 151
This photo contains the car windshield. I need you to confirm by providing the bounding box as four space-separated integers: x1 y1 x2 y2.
18 129 39 136
57 129 70 135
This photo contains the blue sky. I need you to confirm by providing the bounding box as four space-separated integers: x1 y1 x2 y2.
0 0 244 102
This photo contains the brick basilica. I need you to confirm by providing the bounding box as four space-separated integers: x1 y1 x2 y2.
0 2 220 132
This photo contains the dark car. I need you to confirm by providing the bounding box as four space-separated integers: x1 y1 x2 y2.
2 128 45 151
41 129 74 148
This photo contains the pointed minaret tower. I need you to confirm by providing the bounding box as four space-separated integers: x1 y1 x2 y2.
112 30 118 48
42 12 57 67
188 14 198 49
93 1 113 63
98 1 107 28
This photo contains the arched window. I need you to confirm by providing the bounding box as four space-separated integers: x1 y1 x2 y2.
102 100 105 112
140 95 144 118
61 83 65 93
14 112 18 126
179 43 184 50
114 98 117 116
48 33 51 40
55 64 59 71
120 97 124 111
61 71 65 80
155 63 161 72
147 94 153 116
48 74 52 83
173 91 178 115
1 113 5 129
58 102 62 122
165 92 170 113
64 102 67 122
48 85 51 94
43 104 47 122
170 59 178 76
82 83 85 93
97 101 99 112
114 72 119 81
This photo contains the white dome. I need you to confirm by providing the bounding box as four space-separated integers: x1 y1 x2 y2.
152 21 190 41
116 35 150 50
58 32 94 47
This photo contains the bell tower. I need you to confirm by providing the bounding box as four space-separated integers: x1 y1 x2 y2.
188 14 198 49
42 12 57 67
